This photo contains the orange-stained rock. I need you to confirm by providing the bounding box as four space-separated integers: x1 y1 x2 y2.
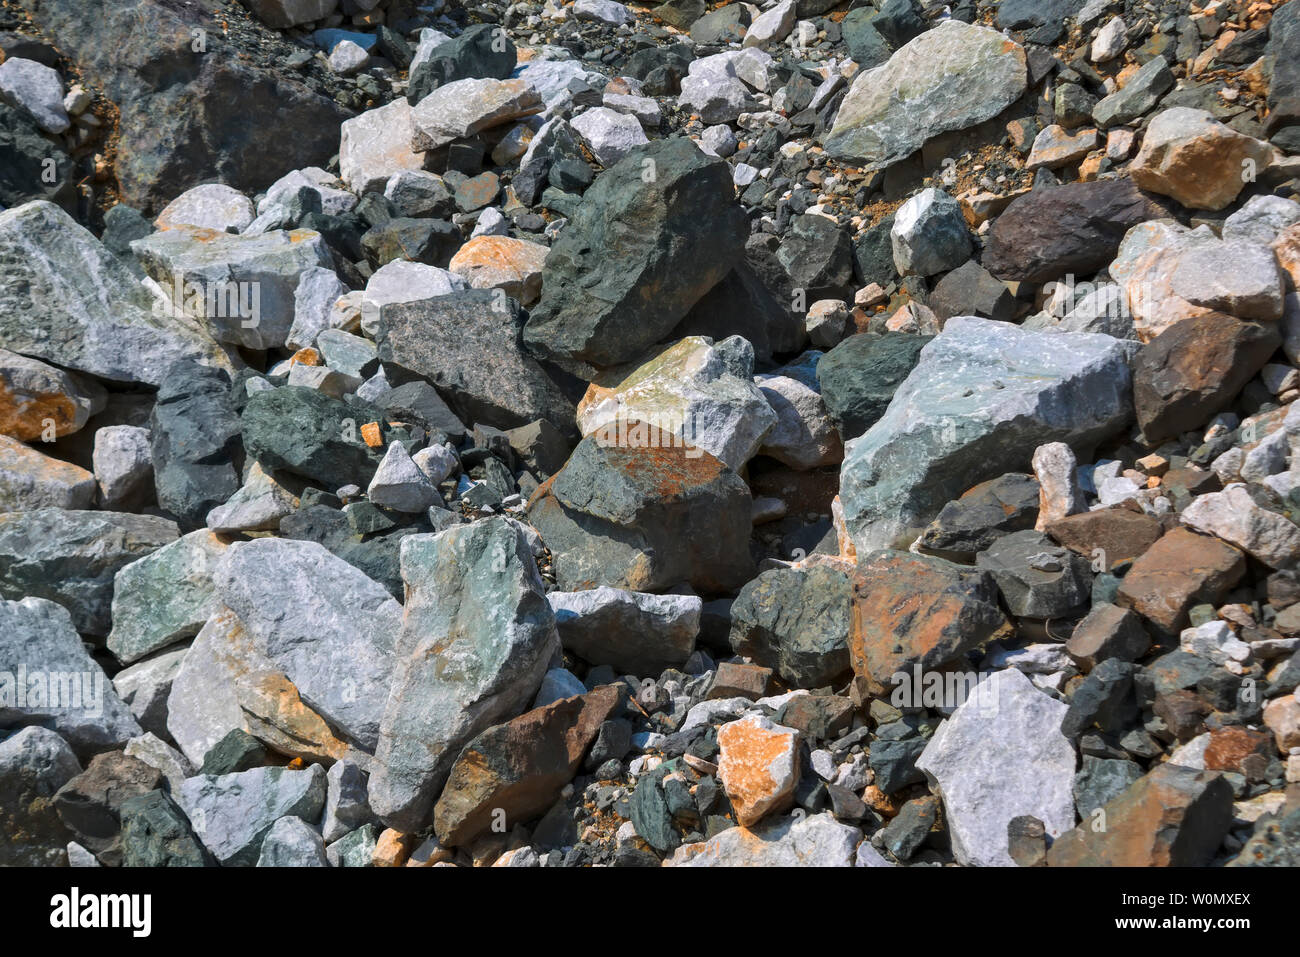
372 828 416 867
290 347 323 366
1276 222 1300 291
0 348 105 441
1264 695 1300 753
1204 727 1274 776
360 421 383 448
432 685 621 846
849 550 1010 691
1129 107 1274 212
235 669 351 765
716 713 800 827
447 235 548 306
1044 505 1165 569
1115 527 1246 632
0 434 97 511
1046 763 1233 866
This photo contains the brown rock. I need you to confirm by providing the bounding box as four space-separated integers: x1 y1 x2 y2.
1133 314 1281 443
1153 689 1210 743
716 713 800 827
1045 763 1233 866
372 828 416 867
432 685 620 847
1264 694 1300 752
1204 727 1274 775
1129 107 1275 212
0 349 105 441
1116 527 1246 632
1045 505 1165 569
707 661 772 700
1065 602 1151 667
849 550 1011 691
777 694 855 740
52 751 163 867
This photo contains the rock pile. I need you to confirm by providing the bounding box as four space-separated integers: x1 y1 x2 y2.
3 0 1300 869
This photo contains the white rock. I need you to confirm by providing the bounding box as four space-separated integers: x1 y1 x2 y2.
0 57 69 133
571 0 634 25
92 425 153 506
570 106 648 166
1181 483 1300 569
340 98 426 196
412 444 459 485
287 266 350 351
744 0 797 48
155 184 256 234
1091 16 1127 62
329 39 371 76
368 442 441 512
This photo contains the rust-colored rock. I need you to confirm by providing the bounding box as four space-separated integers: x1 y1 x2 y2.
1045 505 1165 569
432 685 620 847
1046 763 1233 866
447 235 548 306
1116 527 1246 632
849 550 1010 691
1133 314 1281 442
1204 727 1274 775
716 713 800 827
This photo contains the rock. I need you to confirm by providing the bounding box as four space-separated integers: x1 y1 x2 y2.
243 0 338 29
571 107 649 166
928 261 1015 325
256 815 329 867
1074 755 1144 819
526 436 754 593
117 788 210 866
205 463 298 534
816 333 929 441
176 764 326 867
840 317 1133 554
242 386 385 488
0 509 178 636
976 530 1092 619
0 100 74 210
214 537 402 752
1047 501 1167 573
1032 442 1084 529
667 810 859 866
1129 108 1274 212
1264 695 1300 752
376 290 576 433
19 0 347 212
322 760 374 844
0 202 228 386
0 348 105 442
0 57 68 133
679 53 759 125
983 179 1168 283
1181 484 1300 570
339 98 426 198
107 530 228 665
573 0 634 24
407 23 516 105
1066 603 1151 668
1225 195 1300 246
730 564 853 689
446 236 548 306
755 354 843 470
384 170 453 219
0 726 81 866
115 650 189 742
523 138 747 375
155 184 255 234
133 226 332 351
717 714 800 827
549 587 700 675
575 336 777 472
916 668 1075 867
0 436 97 511
805 300 849 349
328 39 369 76
919 472 1041 561
1026 125 1100 171
1047 763 1233 866
1133 315 1280 442
743 0 796 47
410 78 542 152
777 213 854 303
92 426 153 507
52 751 162 866
850 551 1009 690
890 189 972 278
1089 55 1172 128
370 518 560 832
1171 241 1285 321
434 685 619 846
1116 527 1246 632
825 21 1027 168
148 361 241 530
367 443 440 513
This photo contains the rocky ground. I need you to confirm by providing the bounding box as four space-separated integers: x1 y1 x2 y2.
1 0 1300 869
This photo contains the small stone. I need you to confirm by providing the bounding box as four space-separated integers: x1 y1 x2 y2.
716 714 801 827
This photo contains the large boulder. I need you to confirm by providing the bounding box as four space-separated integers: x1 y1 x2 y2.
840 318 1133 554
526 435 754 593
0 202 229 386
369 518 560 832
407 23 516 105
825 20 1027 169
522 137 748 375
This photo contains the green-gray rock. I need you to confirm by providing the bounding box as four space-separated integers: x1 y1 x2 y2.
119 789 214 866
729 564 853 688
816 333 930 440
242 386 387 488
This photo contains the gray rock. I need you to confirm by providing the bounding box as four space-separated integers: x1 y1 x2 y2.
118 788 211 866
975 529 1093 619
730 564 853 688
915 668 1076 866
549 587 701 675
679 53 758 125
123 731 193 793
1171 240 1286 321
816 333 930 441
755 352 843 470
571 106 648 166
0 436 97 511
825 21 1027 168
0 57 68 133
0 509 179 636
891 189 972 278
840 317 1133 554
0 597 140 756
1223 194 1300 245
256 815 329 866
164 610 259 767
666 811 860 865
322 759 376 843
287 266 350 351
92 425 153 507
154 184 255 233
1092 56 1174 128
113 649 189 739
919 472 1041 561
0 347 105 442
0 725 81 866
214 537 402 751
0 202 229 386
326 822 379 867
205 464 298 534
410 77 542 152
339 98 426 196
370 518 560 831
532 667 589 708
367 442 441 513
132 226 333 350
176 764 327 866
107 530 228 665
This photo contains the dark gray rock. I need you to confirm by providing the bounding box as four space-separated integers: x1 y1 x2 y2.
976 529 1093 619
729 564 853 688
815 333 930 440
119 788 213 866
407 23 516 105
0 726 81 866
242 386 387 489
919 473 1040 562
